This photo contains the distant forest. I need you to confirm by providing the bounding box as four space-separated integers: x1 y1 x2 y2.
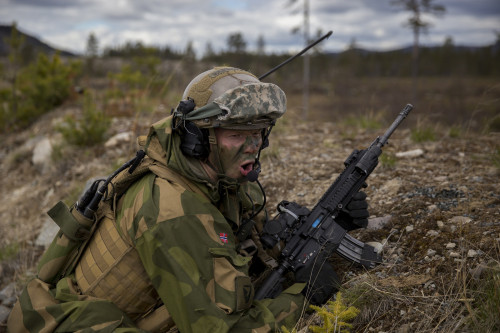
1 24 499 79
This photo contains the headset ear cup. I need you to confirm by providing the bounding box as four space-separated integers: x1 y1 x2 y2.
180 121 210 159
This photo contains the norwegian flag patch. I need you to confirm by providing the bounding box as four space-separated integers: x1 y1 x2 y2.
219 233 228 244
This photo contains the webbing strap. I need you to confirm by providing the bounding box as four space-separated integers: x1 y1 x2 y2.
47 201 91 241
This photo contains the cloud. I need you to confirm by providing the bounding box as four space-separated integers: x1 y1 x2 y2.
1 0 499 55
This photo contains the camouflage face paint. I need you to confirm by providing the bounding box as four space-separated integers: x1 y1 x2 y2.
211 128 262 181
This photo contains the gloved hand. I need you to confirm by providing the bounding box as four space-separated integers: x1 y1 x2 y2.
295 254 340 306
336 191 369 231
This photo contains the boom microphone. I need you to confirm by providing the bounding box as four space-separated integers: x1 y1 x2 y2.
247 160 261 182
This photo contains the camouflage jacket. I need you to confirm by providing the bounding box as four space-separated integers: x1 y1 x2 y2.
8 116 305 333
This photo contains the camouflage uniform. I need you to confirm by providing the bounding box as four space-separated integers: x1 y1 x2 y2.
8 68 305 332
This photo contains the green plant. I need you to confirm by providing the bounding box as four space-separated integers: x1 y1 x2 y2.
1 51 81 130
380 152 397 168
343 112 383 131
0 242 20 262
309 292 360 333
492 147 500 170
448 125 462 138
411 126 436 142
57 90 111 146
466 264 500 332
486 115 500 133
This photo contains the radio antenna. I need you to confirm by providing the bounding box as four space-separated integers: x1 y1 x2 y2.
258 30 332 80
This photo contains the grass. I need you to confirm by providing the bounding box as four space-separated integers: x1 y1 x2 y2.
57 90 111 146
411 126 437 142
0 242 20 262
492 147 500 170
379 153 397 169
467 264 500 332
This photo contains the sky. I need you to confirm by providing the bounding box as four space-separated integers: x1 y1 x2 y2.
1 0 499 56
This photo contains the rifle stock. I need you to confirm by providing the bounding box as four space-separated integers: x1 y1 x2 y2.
255 104 414 300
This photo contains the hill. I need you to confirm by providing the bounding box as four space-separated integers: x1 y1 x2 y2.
0 24 75 57
0 96 498 331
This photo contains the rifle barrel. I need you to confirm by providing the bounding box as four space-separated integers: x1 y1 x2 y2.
378 103 413 147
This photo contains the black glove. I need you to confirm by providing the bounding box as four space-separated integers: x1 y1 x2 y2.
336 191 369 231
295 254 340 306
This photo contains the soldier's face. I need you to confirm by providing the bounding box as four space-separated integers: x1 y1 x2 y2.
210 128 262 181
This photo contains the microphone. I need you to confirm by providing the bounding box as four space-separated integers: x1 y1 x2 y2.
247 160 261 182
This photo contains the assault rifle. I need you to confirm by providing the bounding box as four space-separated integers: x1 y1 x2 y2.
255 104 414 300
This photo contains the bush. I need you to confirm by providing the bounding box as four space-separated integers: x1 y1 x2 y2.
411 126 436 142
57 90 111 146
1 53 81 131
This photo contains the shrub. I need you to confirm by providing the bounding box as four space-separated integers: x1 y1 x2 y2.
1 53 81 130
411 126 436 142
57 90 111 146
309 292 360 333
380 152 397 168
486 115 500 133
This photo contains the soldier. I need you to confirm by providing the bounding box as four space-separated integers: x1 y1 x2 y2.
8 67 368 332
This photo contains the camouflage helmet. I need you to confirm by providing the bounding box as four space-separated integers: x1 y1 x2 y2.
174 67 286 130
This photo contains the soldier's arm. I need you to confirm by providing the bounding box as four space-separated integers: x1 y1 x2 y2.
123 177 305 333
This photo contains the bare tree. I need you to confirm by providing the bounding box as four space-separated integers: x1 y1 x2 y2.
256 35 266 55
288 0 311 119
85 32 99 73
392 0 445 99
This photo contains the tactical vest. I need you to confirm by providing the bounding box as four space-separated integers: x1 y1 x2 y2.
37 155 207 332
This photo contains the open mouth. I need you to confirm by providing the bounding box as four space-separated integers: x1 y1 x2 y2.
240 161 254 176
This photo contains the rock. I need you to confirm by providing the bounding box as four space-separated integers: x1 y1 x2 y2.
426 230 439 237
427 249 436 256
35 217 60 248
449 251 460 258
436 220 445 229
367 215 392 230
469 263 488 279
449 216 472 224
395 148 424 158
0 305 11 326
0 283 16 303
446 242 456 249
405 225 414 233
428 204 438 212
467 249 478 258
32 137 53 172
366 241 384 254
379 179 402 196
104 131 134 147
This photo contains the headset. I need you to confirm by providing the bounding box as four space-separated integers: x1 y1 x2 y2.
174 99 211 159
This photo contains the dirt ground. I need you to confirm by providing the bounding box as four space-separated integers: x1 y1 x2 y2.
0 100 499 332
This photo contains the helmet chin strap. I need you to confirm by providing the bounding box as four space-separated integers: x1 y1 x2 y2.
246 121 275 183
206 127 225 176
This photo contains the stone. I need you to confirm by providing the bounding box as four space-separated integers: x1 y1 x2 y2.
405 225 414 233
426 230 439 237
35 217 60 247
428 204 438 212
379 179 402 196
367 215 392 230
449 216 472 224
104 131 134 148
396 148 424 158
32 137 53 172
366 241 384 254
467 249 478 258
449 251 460 258
436 221 445 229
427 249 436 256
446 242 456 249
0 305 12 326
0 283 15 303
